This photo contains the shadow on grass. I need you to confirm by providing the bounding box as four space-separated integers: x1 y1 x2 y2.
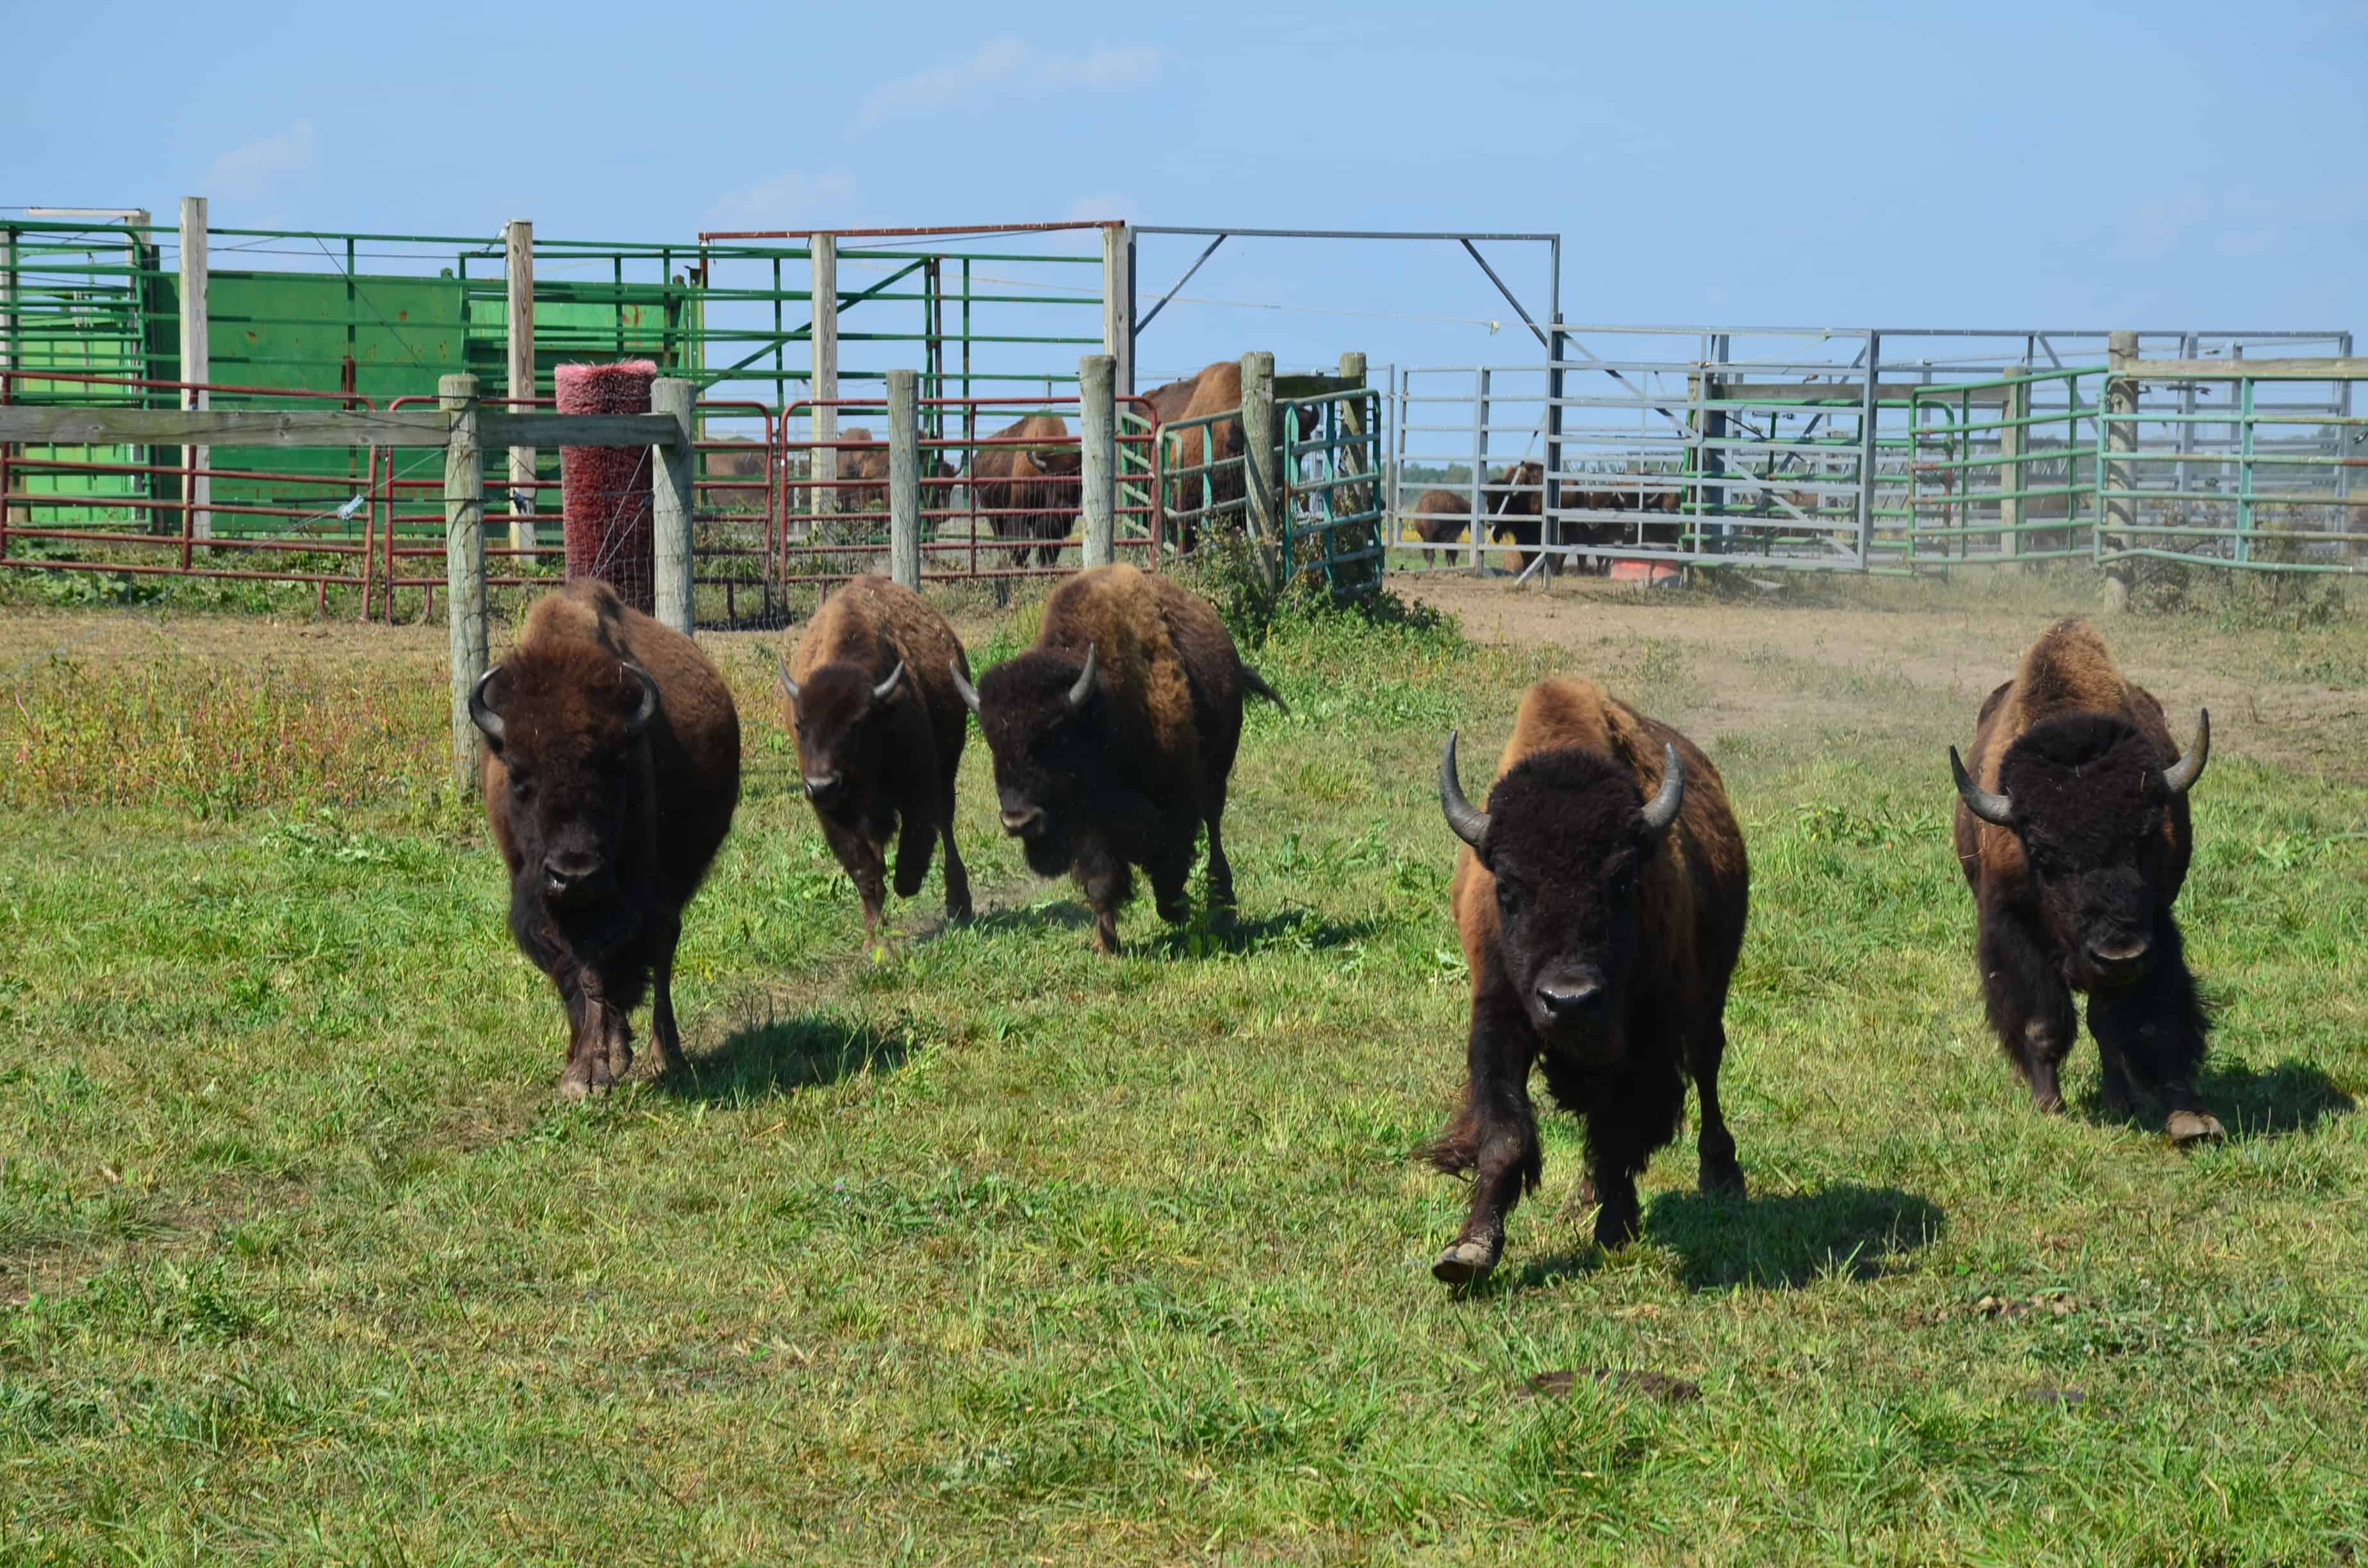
1469 1182 1945 1297
1645 1183 1946 1291
666 1015 914 1104
2085 1056 2355 1141
1147 909 1381 961
953 900 1096 940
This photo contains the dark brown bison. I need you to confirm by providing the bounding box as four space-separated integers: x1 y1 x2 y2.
970 412 1080 568
951 563 1284 954
470 580 742 1098
1427 677 1748 1283
780 576 973 939
1404 462 1550 571
1949 617 2221 1143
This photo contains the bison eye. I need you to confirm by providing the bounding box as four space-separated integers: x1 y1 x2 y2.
1495 880 1525 915
509 773 534 801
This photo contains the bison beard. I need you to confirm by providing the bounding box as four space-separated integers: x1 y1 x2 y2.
473 580 741 1098
1949 617 2218 1142
1423 678 1749 1286
952 564 1283 954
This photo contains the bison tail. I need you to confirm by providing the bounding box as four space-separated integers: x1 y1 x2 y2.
1418 1115 1481 1177
1242 666 1288 714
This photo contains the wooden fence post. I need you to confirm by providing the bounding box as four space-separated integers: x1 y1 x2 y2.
442 374 488 793
505 217 538 557
887 368 921 589
1336 350 1370 523
810 234 839 528
177 196 210 541
652 377 696 634
2103 331 2138 610
1101 224 1133 398
1240 350 1280 585
1080 353 1116 568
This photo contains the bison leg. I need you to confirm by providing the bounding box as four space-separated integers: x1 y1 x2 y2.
1978 904 2077 1113
2086 915 2221 1145
1202 812 1235 915
557 970 602 1102
648 914 689 1079
820 815 891 940
891 807 935 901
1427 986 1540 1285
1075 838 1133 956
937 797 974 924
1688 1017 1747 1198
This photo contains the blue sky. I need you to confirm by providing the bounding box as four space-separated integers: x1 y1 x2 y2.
4 0 2362 382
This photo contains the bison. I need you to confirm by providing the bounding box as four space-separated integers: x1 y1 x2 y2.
970 412 1081 568
951 563 1284 954
1948 616 2221 1143
1147 360 1320 555
1426 678 1748 1283
781 576 974 940
470 579 742 1098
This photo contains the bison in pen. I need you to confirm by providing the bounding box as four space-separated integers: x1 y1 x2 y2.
953 563 1285 954
781 576 975 938
469 580 742 1098
1428 678 1748 1284
1949 616 2221 1143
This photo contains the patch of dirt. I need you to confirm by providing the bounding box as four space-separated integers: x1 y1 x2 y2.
1396 573 2368 779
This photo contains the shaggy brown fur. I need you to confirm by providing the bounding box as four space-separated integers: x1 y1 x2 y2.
784 577 973 936
1951 617 2218 1139
970 412 1080 568
1427 678 1748 1282
478 580 741 1098
966 564 1283 953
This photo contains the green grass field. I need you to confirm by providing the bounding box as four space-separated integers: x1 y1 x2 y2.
3 577 2366 1565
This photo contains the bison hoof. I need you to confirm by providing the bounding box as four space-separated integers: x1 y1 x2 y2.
1699 1161 1746 1199
1432 1237 1500 1286
557 1074 594 1102
2167 1109 2225 1146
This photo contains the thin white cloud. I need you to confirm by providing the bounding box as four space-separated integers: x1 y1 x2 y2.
703 169 860 230
202 120 316 204
855 38 1158 133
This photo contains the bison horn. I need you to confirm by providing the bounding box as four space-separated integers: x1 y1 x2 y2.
1950 746 2014 826
467 664 506 746
1065 644 1099 714
2160 708 2209 797
949 658 982 717
778 652 801 703
873 660 905 704
1640 743 1686 837
621 662 660 738
1438 730 1490 848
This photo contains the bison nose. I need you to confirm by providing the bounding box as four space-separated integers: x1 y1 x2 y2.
1000 805 1046 838
543 851 602 896
2086 936 2151 981
1536 979 1606 1022
803 772 843 803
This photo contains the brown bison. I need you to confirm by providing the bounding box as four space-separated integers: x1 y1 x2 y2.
780 576 974 939
1404 462 1552 571
470 580 742 1098
1427 678 1748 1283
1949 617 2221 1143
971 412 1081 568
1149 360 1321 554
951 564 1284 954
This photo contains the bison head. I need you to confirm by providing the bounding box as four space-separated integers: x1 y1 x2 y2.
951 646 1106 878
471 651 659 919
779 656 907 815
1021 446 1083 479
1953 710 2207 989
1440 731 1684 1055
